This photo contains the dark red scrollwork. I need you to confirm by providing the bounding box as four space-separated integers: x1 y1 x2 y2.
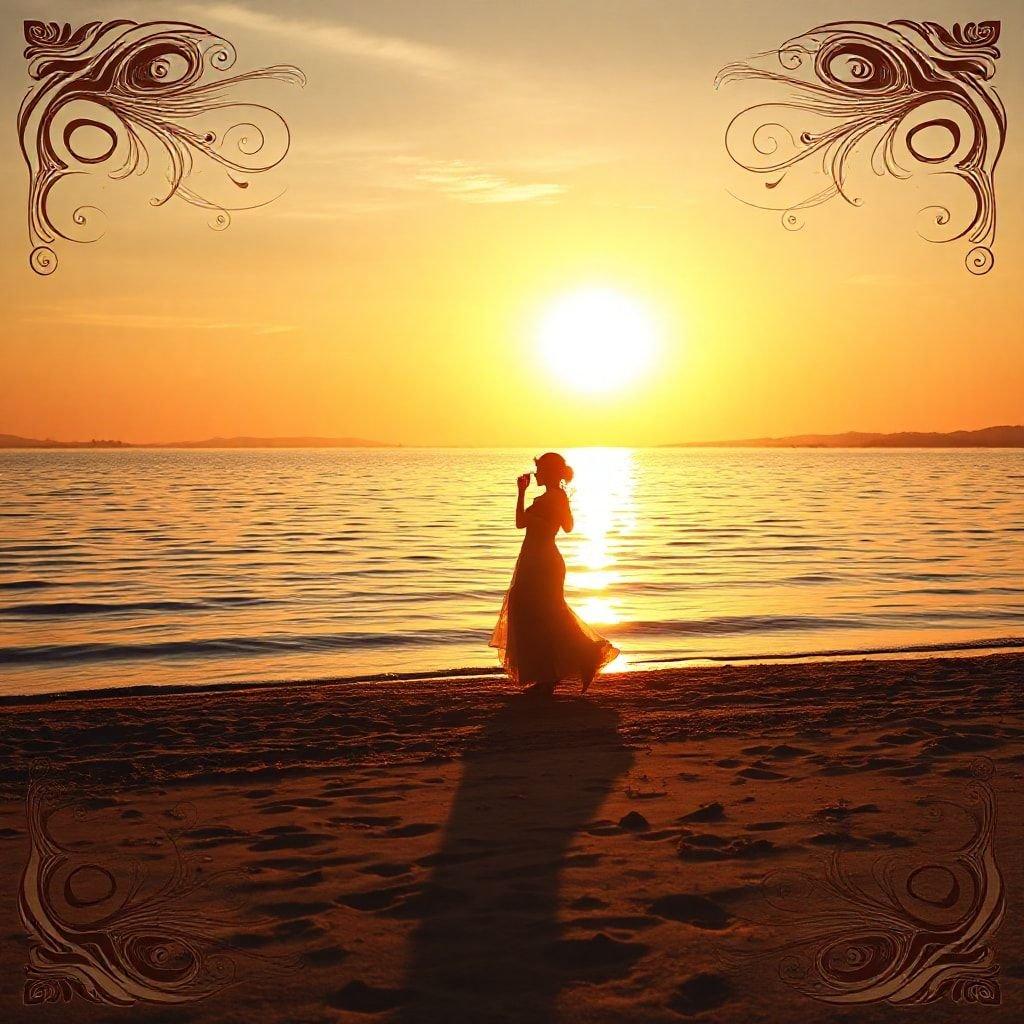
716 21 1005 274
19 19 305 274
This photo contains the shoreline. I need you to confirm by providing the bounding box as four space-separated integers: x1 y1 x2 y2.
1 650 1020 790
2 635 1022 706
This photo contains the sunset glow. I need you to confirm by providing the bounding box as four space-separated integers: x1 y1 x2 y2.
0 0 1020 449
537 288 659 394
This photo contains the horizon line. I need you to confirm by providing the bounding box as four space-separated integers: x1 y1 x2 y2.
2 423 1023 450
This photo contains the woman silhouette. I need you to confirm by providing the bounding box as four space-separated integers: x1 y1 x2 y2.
490 452 619 695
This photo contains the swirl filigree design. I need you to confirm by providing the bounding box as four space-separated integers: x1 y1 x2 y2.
731 759 1005 1006
18 769 284 1006
19 19 305 274
715 20 1006 273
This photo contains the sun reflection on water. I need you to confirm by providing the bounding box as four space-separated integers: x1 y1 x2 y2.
564 448 636 670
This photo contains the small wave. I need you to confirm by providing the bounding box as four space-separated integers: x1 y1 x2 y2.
0 627 489 665
613 614 863 636
611 607 1024 637
0 596 274 617
643 636 1024 665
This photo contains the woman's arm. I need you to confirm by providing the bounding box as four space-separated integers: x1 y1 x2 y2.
515 474 530 529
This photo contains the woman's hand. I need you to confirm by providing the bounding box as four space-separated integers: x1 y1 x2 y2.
516 473 531 493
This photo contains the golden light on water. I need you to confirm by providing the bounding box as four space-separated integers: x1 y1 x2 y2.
537 287 660 394
565 448 636 671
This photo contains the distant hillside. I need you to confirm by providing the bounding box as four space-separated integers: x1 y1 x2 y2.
0 434 393 449
0 434 131 448
672 425 1024 449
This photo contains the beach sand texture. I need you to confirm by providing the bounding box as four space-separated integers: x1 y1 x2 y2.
0 652 1020 1022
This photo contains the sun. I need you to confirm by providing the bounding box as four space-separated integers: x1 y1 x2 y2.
537 286 659 393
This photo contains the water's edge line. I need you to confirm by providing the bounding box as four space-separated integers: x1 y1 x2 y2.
1 636 1021 707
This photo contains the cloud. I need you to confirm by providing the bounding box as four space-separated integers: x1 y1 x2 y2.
185 2 470 80
270 151 568 219
412 160 565 204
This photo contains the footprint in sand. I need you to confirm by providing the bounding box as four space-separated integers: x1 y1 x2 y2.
246 868 325 892
677 836 776 861
619 811 650 831
876 730 925 746
736 764 787 781
185 825 249 850
360 861 414 878
678 801 725 824
257 798 333 814
304 944 348 967
547 933 647 976
327 981 409 1013
569 896 608 911
742 743 810 760
805 829 912 850
384 823 438 838
247 826 334 852
336 883 415 912
649 893 731 930
924 732 1000 755
805 830 871 849
814 802 880 821
254 899 334 920
329 814 402 828
274 918 325 940
668 972 732 1016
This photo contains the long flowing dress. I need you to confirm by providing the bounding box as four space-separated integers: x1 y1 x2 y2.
490 489 619 691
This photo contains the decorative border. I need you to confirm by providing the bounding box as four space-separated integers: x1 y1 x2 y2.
19 19 305 275
725 758 1005 1005
18 765 293 1006
716 20 1006 273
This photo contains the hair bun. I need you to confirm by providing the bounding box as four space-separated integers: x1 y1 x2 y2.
563 465 574 484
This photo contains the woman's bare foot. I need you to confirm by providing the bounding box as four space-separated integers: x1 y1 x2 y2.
523 680 557 697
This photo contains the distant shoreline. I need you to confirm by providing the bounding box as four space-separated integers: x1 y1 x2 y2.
2 424 1021 449
666 424 1024 449
0 434 396 450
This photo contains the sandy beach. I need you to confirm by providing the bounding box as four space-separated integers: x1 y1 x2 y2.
0 652 1020 1021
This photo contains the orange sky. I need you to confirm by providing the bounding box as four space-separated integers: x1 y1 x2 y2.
2 0 1022 446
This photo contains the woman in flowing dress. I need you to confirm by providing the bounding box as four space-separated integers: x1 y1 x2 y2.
490 452 619 695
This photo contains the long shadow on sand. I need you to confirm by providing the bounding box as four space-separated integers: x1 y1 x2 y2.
399 694 635 1023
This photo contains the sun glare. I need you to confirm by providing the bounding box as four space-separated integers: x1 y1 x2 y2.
537 286 659 393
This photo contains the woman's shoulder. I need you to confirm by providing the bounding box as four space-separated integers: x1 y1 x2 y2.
531 488 568 519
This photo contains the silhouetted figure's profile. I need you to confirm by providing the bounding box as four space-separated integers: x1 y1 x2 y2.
490 452 618 695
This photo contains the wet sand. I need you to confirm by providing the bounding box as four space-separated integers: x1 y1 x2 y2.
0 652 1021 1021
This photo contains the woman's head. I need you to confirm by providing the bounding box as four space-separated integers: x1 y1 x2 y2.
534 452 574 488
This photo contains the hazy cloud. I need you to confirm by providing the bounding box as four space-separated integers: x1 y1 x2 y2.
185 2 472 80
412 160 565 204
